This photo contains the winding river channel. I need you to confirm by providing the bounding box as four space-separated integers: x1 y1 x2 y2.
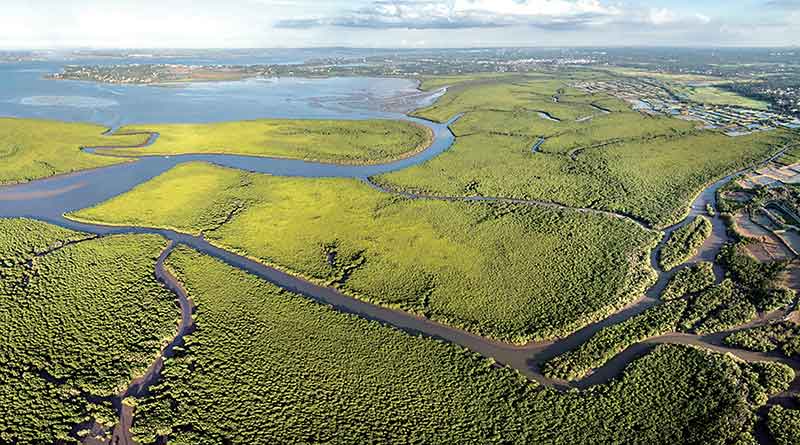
1 76 799 443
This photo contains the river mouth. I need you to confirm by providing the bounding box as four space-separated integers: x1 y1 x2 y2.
2 68 799 444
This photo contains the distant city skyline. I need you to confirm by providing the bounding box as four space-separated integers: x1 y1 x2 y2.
3 0 800 49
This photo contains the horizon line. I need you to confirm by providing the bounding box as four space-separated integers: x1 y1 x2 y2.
3 45 800 52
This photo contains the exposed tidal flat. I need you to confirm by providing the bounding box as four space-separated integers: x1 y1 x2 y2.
0 61 447 184
19 95 119 108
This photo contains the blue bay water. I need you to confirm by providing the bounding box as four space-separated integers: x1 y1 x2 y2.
0 57 430 127
0 56 454 217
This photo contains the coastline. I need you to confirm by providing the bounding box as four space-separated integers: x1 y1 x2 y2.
94 119 436 167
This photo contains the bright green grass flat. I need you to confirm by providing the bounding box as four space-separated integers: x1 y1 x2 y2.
71 162 658 343
393 76 787 228
107 119 432 164
380 115 781 228
0 118 147 185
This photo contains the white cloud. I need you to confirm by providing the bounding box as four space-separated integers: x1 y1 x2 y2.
647 8 676 25
451 0 615 17
695 13 712 25
274 0 724 31
0 0 796 49
635 7 716 27
276 0 627 30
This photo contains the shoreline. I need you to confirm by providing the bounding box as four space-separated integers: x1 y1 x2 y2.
46 71 422 87
0 121 151 189
3 70 799 443
91 119 436 167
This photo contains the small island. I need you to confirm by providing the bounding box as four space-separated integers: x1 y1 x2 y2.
47 64 278 84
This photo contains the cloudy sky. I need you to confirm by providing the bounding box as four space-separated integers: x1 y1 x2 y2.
2 0 799 49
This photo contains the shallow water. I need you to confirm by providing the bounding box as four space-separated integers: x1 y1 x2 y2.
0 59 437 127
0 57 451 216
0 112 457 220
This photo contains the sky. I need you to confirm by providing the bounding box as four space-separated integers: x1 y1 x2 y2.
2 0 799 49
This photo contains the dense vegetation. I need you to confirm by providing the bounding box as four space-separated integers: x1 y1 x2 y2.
542 300 688 381
725 321 800 357
718 242 789 291
108 119 433 164
417 73 528 92
768 406 800 445
778 145 800 167
378 76 781 228
543 246 795 380
3 70 798 443
0 217 94 258
71 162 657 343
655 242 795 335
661 262 716 301
0 219 177 444
679 242 796 334
723 77 800 116
680 279 757 334
659 216 713 270
749 361 796 398
412 75 606 123
132 246 784 445
717 183 756 215
718 242 796 313
0 118 147 184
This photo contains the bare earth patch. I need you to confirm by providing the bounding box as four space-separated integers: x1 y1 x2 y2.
776 229 800 257
745 241 794 262
722 190 754 203
734 211 774 239
780 262 800 291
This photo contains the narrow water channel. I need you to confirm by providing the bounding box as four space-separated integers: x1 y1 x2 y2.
3 112 793 387
1 105 797 443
